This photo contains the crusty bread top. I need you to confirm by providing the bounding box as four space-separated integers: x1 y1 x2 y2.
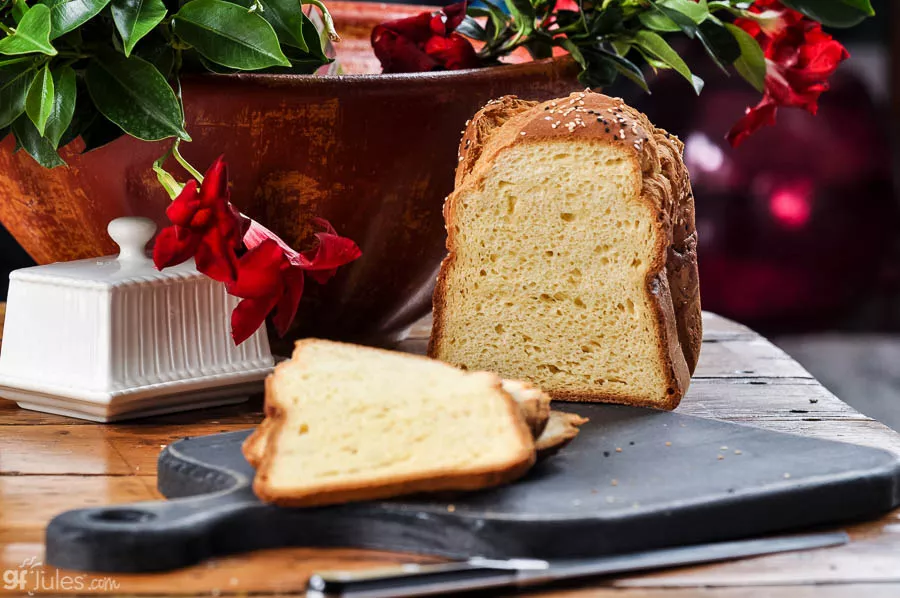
446 91 702 394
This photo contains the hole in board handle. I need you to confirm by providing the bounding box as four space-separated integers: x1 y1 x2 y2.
88 509 157 524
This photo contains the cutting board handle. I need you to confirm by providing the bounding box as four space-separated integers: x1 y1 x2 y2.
45 488 253 572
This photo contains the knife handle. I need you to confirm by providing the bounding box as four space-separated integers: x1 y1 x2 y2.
307 562 518 598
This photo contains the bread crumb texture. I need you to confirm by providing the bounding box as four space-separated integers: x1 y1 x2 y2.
430 91 701 409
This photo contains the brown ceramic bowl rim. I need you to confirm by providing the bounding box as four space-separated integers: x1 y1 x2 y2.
182 55 579 90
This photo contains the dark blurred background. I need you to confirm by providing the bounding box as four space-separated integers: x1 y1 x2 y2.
1 0 897 426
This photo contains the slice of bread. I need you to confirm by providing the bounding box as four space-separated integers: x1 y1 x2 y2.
535 411 589 460
251 339 536 507
429 91 702 409
244 376 553 470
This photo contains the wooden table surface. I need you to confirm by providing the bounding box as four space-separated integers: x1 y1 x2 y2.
1 310 900 597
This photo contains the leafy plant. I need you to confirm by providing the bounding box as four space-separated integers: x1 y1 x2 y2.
0 0 337 167
462 0 873 95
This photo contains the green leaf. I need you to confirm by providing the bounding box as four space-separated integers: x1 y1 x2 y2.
633 30 703 94
457 16 486 42
638 11 681 33
11 0 28 21
110 0 168 56
40 0 112 39
597 48 649 92
559 38 586 69
85 51 190 141
659 0 708 23
44 65 75 147
650 3 698 39
25 64 54 135
0 5 57 56
780 0 871 27
841 0 875 15
696 19 740 71
12 113 64 167
469 1 510 40
725 22 766 93
231 0 308 52
506 0 535 37
173 0 290 70
0 61 34 128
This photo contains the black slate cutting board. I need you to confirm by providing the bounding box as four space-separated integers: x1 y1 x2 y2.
46 404 900 573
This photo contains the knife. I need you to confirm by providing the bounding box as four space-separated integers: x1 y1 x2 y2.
306 531 848 598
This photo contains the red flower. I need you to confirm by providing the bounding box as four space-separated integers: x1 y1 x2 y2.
727 1 849 147
226 219 362 344
372 2 479 73
152 156 244 283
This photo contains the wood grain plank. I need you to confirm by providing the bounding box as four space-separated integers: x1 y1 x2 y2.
104 424 255 474
0 426 132 475
680 378 863 422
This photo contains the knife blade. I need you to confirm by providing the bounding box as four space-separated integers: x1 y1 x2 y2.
306 531 849 598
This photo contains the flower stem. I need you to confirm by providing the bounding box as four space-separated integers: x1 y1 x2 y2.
305 0 341 42
153 143 185 200
0 23 13 35
172 140 204 183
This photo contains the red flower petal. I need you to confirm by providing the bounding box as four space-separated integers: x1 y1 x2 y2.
231 294 281 345
271 269 305 337
430 2 467 36
424 34 479 71
199 156 229 206
152 225 200 270
226 239 286 299
379 11 434 43
165 180 200 227
726 101 778 147
372 26 439 73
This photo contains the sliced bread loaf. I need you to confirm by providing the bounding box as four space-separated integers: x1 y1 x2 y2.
429 91 702 409
250 339 536 507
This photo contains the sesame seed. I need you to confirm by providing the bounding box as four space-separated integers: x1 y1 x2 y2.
611 479 618 486
520 131 527 136
784 473 792 479
665 441 672 446
615 447 623 453
734 450 742 455
447 504 456 512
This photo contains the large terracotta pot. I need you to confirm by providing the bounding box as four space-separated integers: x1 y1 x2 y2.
0 2 579 346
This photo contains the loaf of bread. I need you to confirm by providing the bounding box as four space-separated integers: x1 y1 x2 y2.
248 339 536 507
429 91 701 409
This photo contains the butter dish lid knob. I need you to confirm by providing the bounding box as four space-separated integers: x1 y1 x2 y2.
108 217 157 264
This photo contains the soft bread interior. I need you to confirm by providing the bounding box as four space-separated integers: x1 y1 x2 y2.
258 341 534 501
438 140 671 403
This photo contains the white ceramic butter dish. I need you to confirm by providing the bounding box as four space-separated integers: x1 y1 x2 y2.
0 217 274 422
